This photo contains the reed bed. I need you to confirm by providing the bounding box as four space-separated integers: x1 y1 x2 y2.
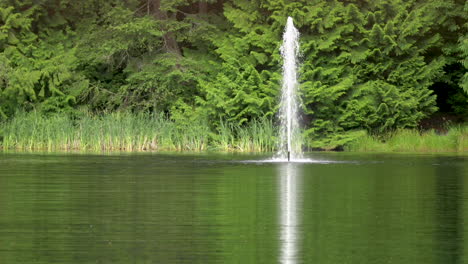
3 111 465 153
346 126 468 153
0 111 278 152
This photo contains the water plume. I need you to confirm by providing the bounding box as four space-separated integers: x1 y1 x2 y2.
278 17 302 161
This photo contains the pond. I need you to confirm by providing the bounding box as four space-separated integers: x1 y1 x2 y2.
0 152 467 263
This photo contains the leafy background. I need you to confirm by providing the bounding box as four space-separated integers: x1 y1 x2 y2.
1 0 467 148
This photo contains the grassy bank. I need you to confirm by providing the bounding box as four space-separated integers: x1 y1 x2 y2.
345 126 468 153
0 111 277 152
1 111 467 153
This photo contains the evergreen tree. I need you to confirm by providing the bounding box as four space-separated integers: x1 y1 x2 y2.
0 1 89 118
293 0 458 148
459 1 468 94
0 0 466 149
194 0 280 125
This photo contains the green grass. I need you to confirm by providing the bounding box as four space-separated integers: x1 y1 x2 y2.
3 111 466 153
0 111 277 152
345 126 468 153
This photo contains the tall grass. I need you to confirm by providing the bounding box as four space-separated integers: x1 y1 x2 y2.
232 118 276 152
0 111 278 152
346 126 468 153
6 111 464 153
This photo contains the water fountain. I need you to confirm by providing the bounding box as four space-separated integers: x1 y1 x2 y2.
278 17 302 162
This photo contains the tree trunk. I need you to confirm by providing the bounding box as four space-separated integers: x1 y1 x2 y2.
151 0 164 19
199 1 208 14
150 0 181 56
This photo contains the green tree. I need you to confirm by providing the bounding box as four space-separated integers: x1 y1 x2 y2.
294 0 455 148
1 0 466 150
0 2 88 119
192 0 282 125
74 0 223 113
459 2 468 95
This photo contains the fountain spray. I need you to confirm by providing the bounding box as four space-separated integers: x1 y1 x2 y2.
279 17 301 162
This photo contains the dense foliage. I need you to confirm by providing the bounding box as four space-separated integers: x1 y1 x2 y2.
1 0 467 149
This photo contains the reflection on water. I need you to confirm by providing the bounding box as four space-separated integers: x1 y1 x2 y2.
279 163 301 264
0 152 467 264
434 158 464 263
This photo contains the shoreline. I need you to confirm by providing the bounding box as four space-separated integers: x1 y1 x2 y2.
1 112 467 154
1 144 466 155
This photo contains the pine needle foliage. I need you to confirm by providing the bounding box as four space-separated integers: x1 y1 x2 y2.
0 0 466 150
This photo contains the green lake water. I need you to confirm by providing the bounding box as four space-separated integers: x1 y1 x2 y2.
0 152 467 264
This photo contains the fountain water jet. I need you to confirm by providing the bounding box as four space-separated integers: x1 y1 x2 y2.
278 17 302 162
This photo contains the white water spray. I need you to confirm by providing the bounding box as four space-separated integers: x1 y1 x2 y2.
278 17 302 161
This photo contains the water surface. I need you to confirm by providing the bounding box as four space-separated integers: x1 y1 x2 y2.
0 152 467 263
